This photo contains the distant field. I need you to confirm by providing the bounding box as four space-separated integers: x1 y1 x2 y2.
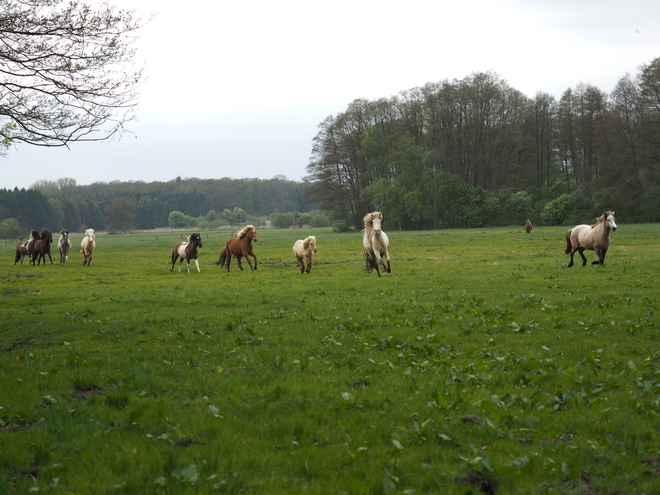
1 225 659 494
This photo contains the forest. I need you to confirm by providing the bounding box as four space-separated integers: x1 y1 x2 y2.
305 57 660 230
2 56 660 237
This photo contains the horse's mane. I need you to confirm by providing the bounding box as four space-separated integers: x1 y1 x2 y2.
363 212 382 236
237 225 255 239
590 211 615 229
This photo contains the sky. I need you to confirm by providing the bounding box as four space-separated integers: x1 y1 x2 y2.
3 0 660 190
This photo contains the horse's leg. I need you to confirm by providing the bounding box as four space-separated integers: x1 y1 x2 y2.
225 252 232 272
245 251 256 271
592 247 607 265
47 252 53 264
237 255 245 271
305 255 312 274
578 248 588 267
194 257 200 273
251 252 257 270
382 249 391 274
373 252 382 277
296 256 304 273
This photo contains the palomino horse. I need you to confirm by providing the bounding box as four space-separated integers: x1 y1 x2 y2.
524 220 533 233
80 229 96 266
293 235 317 274
216 225 258 271
14 230 40 265
31 229 53 265
565 211 617 267
363 211 391 276
170 233 203 273
58 230 72 263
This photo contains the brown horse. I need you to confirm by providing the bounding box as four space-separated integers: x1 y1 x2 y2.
58 230 72 263
216 225 258 272
14 230 40 265
31 229 53 265
170 233 203 272
565 211 617 267
524 220 533 233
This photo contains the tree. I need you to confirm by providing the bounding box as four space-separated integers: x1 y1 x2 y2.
104 196 135 232
0 0 144 152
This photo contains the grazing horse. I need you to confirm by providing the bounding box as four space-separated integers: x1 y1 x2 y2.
363 211 391 276
31 229 53 265
565 211 617 267
216 225 258 272
170 233 203 273
293 235 317 274
14 230 40 265
524 220 533 233
80 229 96 266
58 230 72 263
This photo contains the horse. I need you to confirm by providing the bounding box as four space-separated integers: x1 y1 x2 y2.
293 235 317 274
363 211 391 276
524 220 533 234
58 230 72 263
31 229 53 265
80 229 96 266
215 225 258 272
565 211 617 267
14 230 40 265
170 233 203 273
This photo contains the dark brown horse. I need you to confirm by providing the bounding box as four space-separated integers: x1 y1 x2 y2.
524 220 533 233
14 230 40 265
58 230 72 263
216 225 258 271
31 229 53 265
170 233 203 272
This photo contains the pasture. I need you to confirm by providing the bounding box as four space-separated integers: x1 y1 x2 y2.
0 224 659 494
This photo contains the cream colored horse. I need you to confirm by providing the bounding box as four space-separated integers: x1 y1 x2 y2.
363 211 390 276
565 211 617 267
293 236 317 274
80 229 96 266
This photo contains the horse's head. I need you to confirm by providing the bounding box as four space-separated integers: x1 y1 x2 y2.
306 236 317 253
41 229 53 243
60 230 69 239
605 211 617 232
30 230 40 240
239 225 257 242
190 233 202 248
371 214 383 233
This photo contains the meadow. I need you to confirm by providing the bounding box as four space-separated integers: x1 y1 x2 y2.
0 224 659 494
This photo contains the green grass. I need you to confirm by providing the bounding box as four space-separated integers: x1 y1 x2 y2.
1 225 659 494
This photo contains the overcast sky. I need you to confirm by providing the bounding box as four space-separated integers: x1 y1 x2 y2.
3 0 660 190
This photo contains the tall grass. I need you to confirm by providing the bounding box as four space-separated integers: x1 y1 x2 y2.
1 225 659 493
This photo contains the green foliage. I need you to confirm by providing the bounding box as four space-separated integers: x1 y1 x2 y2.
168 210 194 228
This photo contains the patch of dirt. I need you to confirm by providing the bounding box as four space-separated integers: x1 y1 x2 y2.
1 337 38 353
460 415 483 424
9 467 39 484
1 419 35 432
70 386 105 401
174 437 199 448
455 471 499 494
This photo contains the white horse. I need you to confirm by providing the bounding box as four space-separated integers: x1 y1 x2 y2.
293 236 317 274
80 229 96 266
565 211 617 267
58 230 72 263
363 211 391 276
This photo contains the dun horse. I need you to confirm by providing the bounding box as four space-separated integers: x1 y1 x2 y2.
31 229 53 265
524 220 533 233
170 233 203 273
14 230 40 265
363 212 391 276
216 225 258 271
81 229 96 266
565 211 617 267
58 230 72 263
293 236 317 274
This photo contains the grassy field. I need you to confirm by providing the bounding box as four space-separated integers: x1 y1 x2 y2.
1 224 659 494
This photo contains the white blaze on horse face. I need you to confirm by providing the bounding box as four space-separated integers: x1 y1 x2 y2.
608 215 617 231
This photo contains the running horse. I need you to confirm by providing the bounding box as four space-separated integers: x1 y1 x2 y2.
565 211 617 267
14 230 40 265
81 229 96 266
215 225 258 271
170 233 203 273
58 230 72 263
31 229 54 265
524 220 533 233
363 211 391 276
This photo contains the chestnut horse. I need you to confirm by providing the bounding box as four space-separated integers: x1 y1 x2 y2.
565 211 617 267
293 235 317 274
363 211 390 276
170 233 203 273
58 230 72 263
31 229 53 265
216 225 258 271
81 229 96 266
524 220 533 233
14 230 40 265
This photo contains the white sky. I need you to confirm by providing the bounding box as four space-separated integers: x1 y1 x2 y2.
3 0 660 189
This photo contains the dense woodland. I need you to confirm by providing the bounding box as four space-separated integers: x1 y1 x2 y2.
306 57 660 230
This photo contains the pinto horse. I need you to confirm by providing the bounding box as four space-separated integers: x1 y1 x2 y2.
293 235 317 274
216 225 258 271
363 212 391 276
31 229 53 265
170 233 203 273
80 229 96 266
565 211 617 267
58 230 72 263
14 230 40 265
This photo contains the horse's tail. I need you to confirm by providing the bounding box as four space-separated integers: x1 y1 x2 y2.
564 229 573 254
215 247 227 266
14 246 22 264
364 250 376 273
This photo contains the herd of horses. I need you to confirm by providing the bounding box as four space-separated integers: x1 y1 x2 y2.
14 210 618 273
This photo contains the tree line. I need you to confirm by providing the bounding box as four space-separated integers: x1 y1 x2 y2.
305 58 660 230
0 176 321 238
